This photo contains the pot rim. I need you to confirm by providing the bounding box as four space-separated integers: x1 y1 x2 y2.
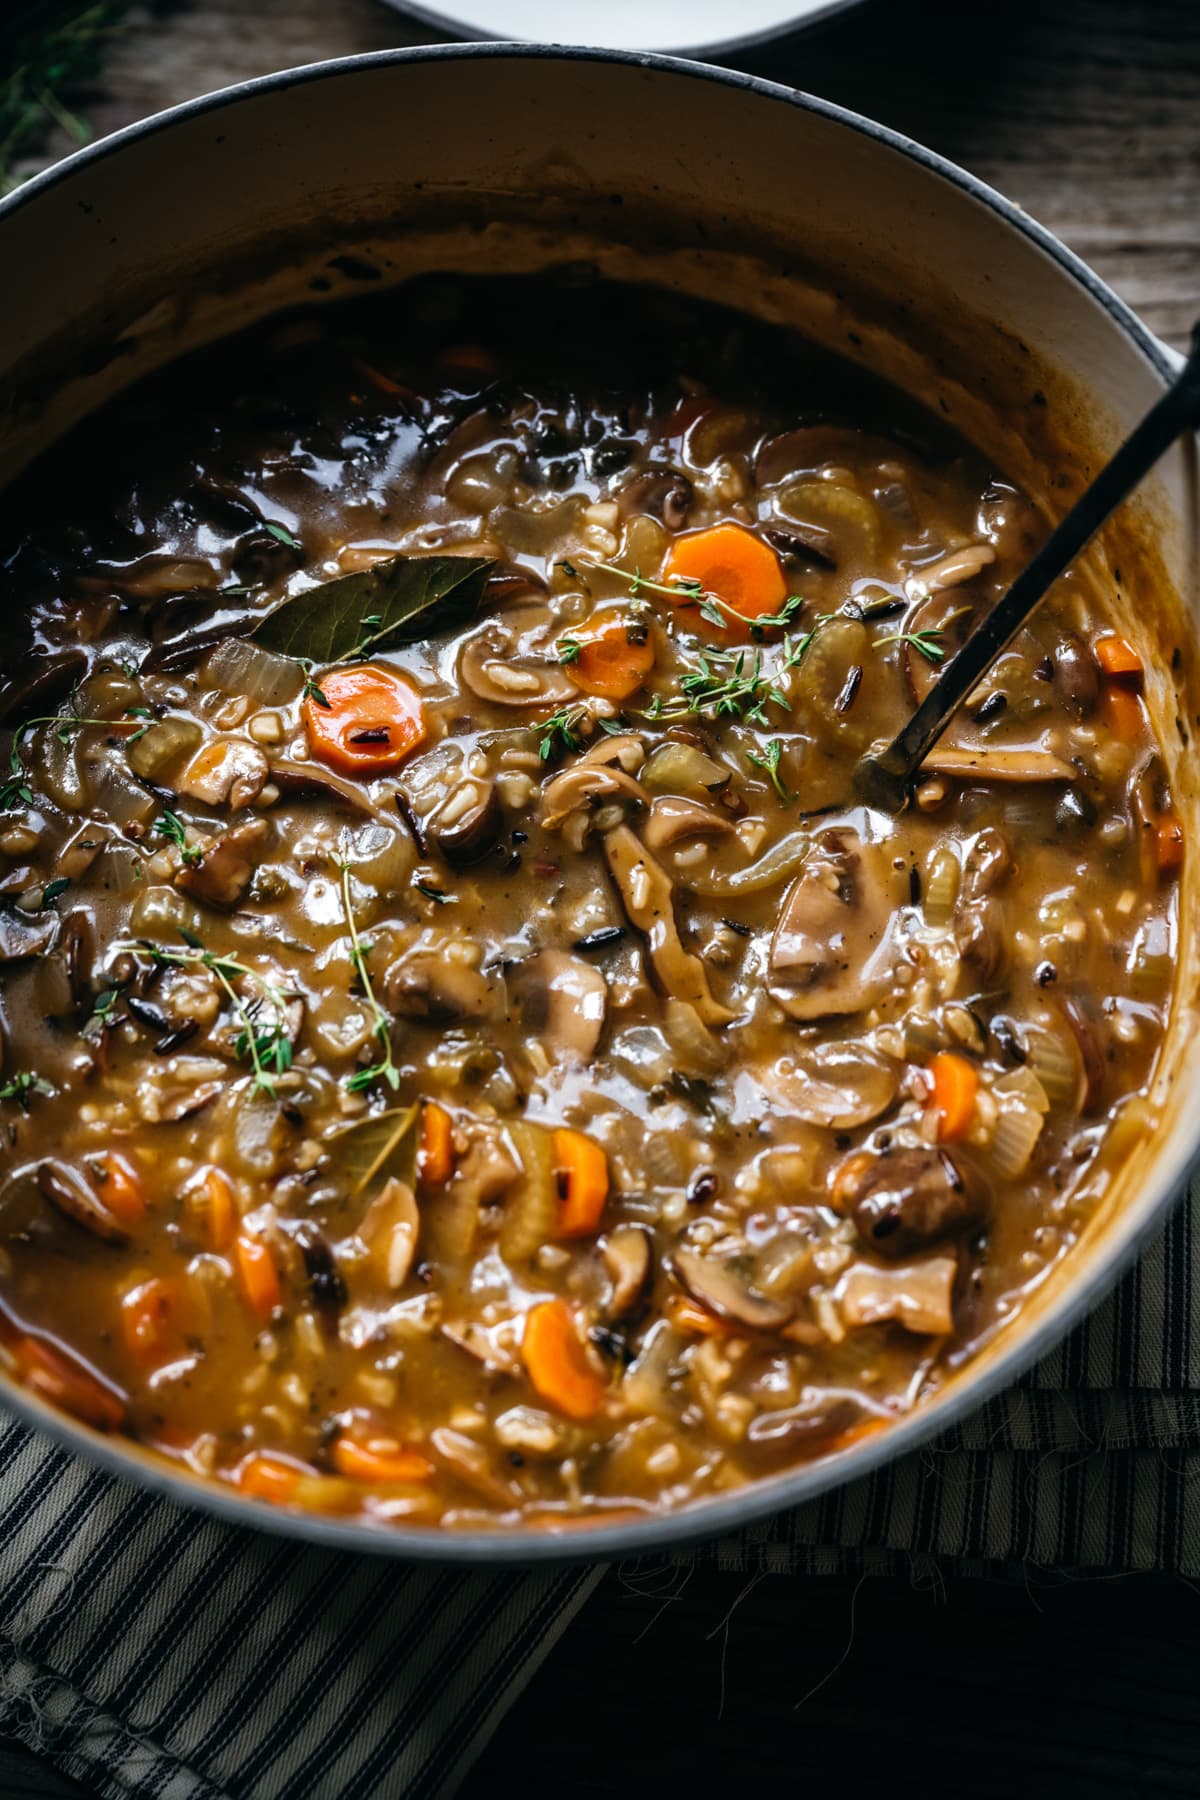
0 41 1187 1564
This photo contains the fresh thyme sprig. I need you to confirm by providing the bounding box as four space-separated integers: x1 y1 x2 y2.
0 1071 53 1112
556 636 582 664
874 626 946 665
644 621 826 727
0 707 143 810
537 705 589 760
571 558 805 640
337 859 400 1093
745 738 793 803
154 810 203 866
117 932 295 1097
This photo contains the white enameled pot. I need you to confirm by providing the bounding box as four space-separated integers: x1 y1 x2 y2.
0 46 1196 1562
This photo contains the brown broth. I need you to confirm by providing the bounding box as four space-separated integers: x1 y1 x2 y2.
0 272 1178 1528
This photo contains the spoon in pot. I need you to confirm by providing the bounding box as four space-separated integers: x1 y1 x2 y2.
855 323 1200 813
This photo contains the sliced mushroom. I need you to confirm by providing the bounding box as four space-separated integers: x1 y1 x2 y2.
643 796 735 854
961 827 1013 899
954 827 1013 988
357 1176 420 1289
427 776 502 865
744 1392 860 1458
669 1245 792 1331
383 934 500 1023
1059 995 1108 1114
459 606 576 709
615 469 693 531
430 1425 524 1508
763 522 838 568
268 757 380 816
768 1044 899 1131
1052 633 1101 718
37 1159 129 1244
176 817 268 911
154 1081 224 1123
768 830 899 1022
753 426 908 488
601 1223 654 1320
911 543 995 595
837 1144 988 1260
603 824 735 1027
838 1255 957 1336
0 905 58 963
0 647 88 727
576 733 646 774
920 747 1076 783
509 948 607 1063
441 1317 524 1377
175 738 269 809
901 589 980 704
541 764 647 833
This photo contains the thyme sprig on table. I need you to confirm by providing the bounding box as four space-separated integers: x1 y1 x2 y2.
117 931 296 1097
337 859 400 1094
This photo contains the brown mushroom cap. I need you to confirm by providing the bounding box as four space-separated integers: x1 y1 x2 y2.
669 1245 792 1331
458 604 576 709
427 776 503 866
601 1223 654 1321
643 796 735 854
37 1159 130 1244
838 1144 988 1260
509 948 607 1063
768 830 900 1022
768 1044 900 1131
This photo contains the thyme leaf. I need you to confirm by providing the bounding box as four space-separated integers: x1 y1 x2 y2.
154 810 203 866
337 859 400 1093
117 936 296 1097
875 626 947 664
745 738 792 803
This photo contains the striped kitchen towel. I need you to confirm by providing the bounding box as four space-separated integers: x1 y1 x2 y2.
0 1441 602 1800
2 1177 1197 1800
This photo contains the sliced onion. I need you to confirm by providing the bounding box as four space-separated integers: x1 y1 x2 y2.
640 741 730 797
129 883 200 936
127 717 203 781
662 998 728 1077
991 1102 1044 1179
85 749 156 827
200 636 304 706
681 829 811 897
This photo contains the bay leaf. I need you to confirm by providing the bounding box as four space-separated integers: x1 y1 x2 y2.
327 1104 418 1200
251 554 494 667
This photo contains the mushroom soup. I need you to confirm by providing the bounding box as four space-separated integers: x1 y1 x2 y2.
0 273 1178 1526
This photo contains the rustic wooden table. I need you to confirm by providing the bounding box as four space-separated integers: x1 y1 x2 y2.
2 1 1199 1794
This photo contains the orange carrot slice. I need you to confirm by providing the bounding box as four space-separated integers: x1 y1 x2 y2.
1101 681 1145 741
237 1451 310 1503
199 1166 237 1251
564 611 655 701
1095 635 1143 680
418 1101 455 1188
554 1128 609 1239
1157 813 1184 874
927 1052 979 1142
121 1278 179 1366
234 1233 282 1322
332 1434 434 1484
522 1298 605 1420
89 1151 145 1227
663 523 787 638
302 664 425 777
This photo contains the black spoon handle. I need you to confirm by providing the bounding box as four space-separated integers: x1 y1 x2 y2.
857 322 1200 812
